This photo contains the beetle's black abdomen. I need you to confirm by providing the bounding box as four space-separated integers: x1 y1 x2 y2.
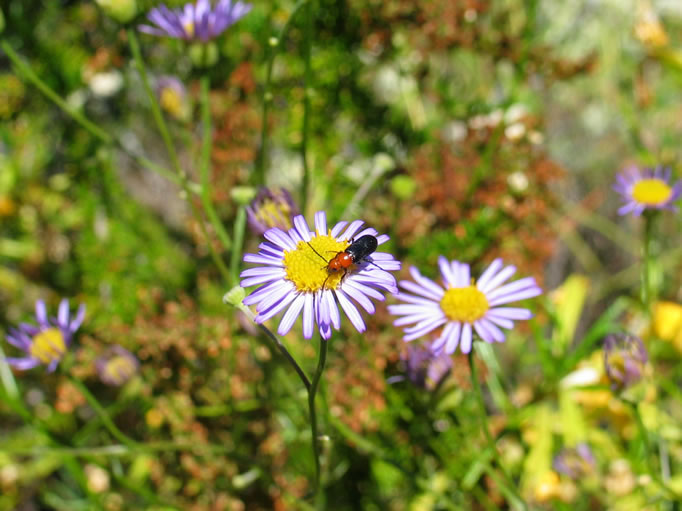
346 235 379 263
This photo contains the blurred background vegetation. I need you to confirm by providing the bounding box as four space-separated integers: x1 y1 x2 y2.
2 0 682 509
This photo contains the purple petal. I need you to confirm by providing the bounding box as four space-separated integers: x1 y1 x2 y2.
314 211 327 235
330 221 348 238
452 261 470 287
393 292 439 306
336 289 366 332
255 291 298 323
487 307 533 320
339 220 365 241
478 264 516 294
264 228 296 251
35 300 48 325
241 269 287 287
403 316 447 341
342 282 375 314
409 267 445 299
473 320 495 343
277 294 306 335
302 293 315 339
475 259 503 291
326 290 341 329
243 253 284 266
255 281 296 313
438 256 457 287
4 357 41 370
69 304 86 333
243 280 290 306
293 215 312 242
460 323 473 354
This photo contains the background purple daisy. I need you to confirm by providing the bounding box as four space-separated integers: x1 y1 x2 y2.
613 165 682 216
139 0 252 42
4 299 85 372
240 211 400 340
389 257 542 355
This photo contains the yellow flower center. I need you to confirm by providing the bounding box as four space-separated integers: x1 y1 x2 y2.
632 178 673 205
183 21 195 38
160 88 183 118
439 285 490 323
104 356 135 384
256 199 294 231
29 328 66 364
283 234 349 292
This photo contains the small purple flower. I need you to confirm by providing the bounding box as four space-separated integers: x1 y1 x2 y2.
139 0 252 42
553 443 596 479
96 346 139 386
613 165 682 216
156 76 189 119
240 212 401 340
604 333 648 389
246 187 299 236
401 341 452 390
388 258 542 355
3 299 85 372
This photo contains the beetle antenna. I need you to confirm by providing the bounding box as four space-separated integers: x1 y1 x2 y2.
306 240 330 263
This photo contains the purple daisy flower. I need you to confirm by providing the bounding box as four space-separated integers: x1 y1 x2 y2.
388 257 542 355
139 0 252 42
246 187 299 236
553 443 597 479
4 299 85 372
96 346 139 386
240 212 401 340
613 165 682 216
401 341 452 391
603 333 648 389
156 76 189 120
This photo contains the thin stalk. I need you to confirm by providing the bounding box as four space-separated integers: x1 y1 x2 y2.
254 0 309 186
255 24 275 187
199 76 232 250
128 29 230 283
257 324 311 390
230 206 247 287
308 336 327 500
468 350 527 510
641 211 655 314
300 0 313 212
68 376 138 448
0 39 192 190
623 399 677 500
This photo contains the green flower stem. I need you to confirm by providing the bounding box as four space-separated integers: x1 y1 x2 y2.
128 29 231 284
68 375 138 448
308 335 327 500
0 39 191 191
300 0 314 212
468 350 527 510
257 324 311 390
254 0 309 187
199 76 232 251
230 205 247 287
623 399 677 500
641 211 655 314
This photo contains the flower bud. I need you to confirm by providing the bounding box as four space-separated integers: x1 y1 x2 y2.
95 0 137 24
603 333 648 389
